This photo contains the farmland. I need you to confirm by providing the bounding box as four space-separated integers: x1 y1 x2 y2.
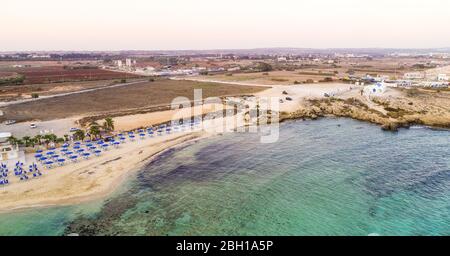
0 79 267 122
0 66 141 85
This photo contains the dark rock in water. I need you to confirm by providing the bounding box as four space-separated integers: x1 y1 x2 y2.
381 123 399 132
282 91 288 95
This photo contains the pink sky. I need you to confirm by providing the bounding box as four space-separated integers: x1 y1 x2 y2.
3 0 450 51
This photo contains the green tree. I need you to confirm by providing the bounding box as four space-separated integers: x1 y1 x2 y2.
22 136 31 147
256 62 273 72
89 125 101 140
42 134 57 147
102 117 115 133
73 129 86 141
33 135 43 145
6 136 18 145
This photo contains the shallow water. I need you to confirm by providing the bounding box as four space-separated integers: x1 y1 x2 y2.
1 118 449 235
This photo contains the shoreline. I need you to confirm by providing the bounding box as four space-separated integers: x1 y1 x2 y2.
0 132 207 214
2 133 206 215
1 82 449 214
1 113 448 215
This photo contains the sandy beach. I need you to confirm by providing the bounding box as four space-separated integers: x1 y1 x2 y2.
0 131 204 213
3 80 446 214
0 102 249 213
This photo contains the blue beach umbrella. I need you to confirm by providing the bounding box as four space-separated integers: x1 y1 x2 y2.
69 155 78 162
34 153 43 158
57 159 66 165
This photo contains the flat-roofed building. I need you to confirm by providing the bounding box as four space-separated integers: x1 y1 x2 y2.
0 132 19 161
403 72 424 80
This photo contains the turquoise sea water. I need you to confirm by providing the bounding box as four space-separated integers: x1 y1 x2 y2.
1 118 449 235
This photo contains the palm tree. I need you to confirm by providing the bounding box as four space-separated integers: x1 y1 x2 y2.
103 117 115 133
73 129 86 141
89 121 100 128
22 136 31 147
6 136 18 145
34 134 43 145
89 125 101 140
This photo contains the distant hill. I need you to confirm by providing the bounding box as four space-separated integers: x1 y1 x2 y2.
2 47 450 57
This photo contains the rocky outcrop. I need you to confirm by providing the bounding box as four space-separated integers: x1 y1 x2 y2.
282 96 450 131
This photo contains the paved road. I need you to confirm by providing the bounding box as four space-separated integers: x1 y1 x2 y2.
0 118 77 138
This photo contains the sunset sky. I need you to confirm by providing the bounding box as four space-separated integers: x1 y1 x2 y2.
3 0 450 51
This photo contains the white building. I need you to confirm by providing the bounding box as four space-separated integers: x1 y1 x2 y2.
116 60 123 67
364 82 386 95
227 66 241 72
0 132 19 161
126 59 132 67
403 72 424 80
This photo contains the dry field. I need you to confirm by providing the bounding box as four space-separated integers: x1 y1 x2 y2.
0 66 140 84
0 79 266 122
195 70 340 85
0 79 144 101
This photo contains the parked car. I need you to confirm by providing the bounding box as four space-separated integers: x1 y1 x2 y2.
30 123 37 129
4 120 16 125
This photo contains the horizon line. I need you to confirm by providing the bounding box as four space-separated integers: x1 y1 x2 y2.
2 46 450 54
